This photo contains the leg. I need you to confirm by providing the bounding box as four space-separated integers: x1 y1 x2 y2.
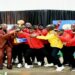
51 48 62 67
25 48 32 65
6 46 12 69
17 44 23 64
24 48 33 68
22 44 29 63
37 48 45 66
44 44 53 64
51 48 65 71
12 45 18 64
0 48 4 69
61 46 68 65
68 47 75 69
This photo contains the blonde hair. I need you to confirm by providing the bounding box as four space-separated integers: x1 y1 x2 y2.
17 20 25 25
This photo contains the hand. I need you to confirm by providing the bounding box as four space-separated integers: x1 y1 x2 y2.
16 28 21 32
30 33 37 38
9 30 16 34
72 32 75 34
63 42 66 45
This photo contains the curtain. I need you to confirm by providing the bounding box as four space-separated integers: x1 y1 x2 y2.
0 10 75 26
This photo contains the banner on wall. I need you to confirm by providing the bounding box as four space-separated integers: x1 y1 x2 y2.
53 20 75 29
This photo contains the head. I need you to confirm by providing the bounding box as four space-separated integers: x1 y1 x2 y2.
62 24 71 30
17 20 25 25
25 22 32 29
57 29 64 35
71 24 75 31
46 24 55 31
17 20 25 28
38 25 44 30
29 28 35 33
1 23 7 30
33 25 39 30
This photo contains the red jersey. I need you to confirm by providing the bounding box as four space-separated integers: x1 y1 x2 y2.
18 31 44 49
59 30 74 47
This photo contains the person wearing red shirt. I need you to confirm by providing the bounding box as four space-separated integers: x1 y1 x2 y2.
18 26 45 66
38 25 54 67
67 25 75 71
12 20 26 68
17 22 33 68
59 25 75 71
41 28 54 67
58 29 73 65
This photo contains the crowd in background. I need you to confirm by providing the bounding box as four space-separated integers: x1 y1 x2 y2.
0 20 75 72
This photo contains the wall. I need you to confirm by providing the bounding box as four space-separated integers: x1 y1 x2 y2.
0 0 75 11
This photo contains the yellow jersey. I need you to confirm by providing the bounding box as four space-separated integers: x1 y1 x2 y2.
37 30 63 49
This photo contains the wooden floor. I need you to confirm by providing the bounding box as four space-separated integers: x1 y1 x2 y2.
0 66 75 75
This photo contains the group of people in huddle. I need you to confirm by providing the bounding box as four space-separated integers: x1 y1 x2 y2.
0 20 75 71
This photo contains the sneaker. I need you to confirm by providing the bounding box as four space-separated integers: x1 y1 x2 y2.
7 64 12 69
55 65 58 68
29 65 33 68
71 68 75 71
17 63 22 68
24 63 31 69
3 63 7 67
44 63 54 67
37 62 41 66
0 64 3 70
56 66 65 71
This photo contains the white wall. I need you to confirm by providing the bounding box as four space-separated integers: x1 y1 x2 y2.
0 0 75 11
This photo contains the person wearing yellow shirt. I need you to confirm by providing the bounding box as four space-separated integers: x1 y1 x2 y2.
32 25 64 71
